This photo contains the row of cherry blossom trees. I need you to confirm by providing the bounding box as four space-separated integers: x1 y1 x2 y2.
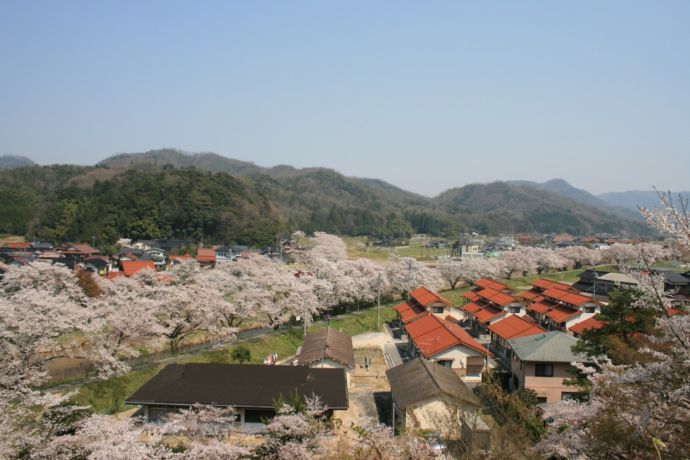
0 231 447 458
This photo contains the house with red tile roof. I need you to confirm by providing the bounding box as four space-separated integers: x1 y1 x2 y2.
393 300 428 325
121 260 156 277
393 286 454 325
568 316 605 338
0 242 31 251
404 313 490 383
487 315 546 359
460 278 525 335
521 278 602 332
539 288 601 331
196 248 216 267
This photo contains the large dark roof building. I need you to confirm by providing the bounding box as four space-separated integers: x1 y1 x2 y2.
126 363 349 425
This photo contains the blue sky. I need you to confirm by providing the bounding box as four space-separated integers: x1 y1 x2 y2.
1 1 689 196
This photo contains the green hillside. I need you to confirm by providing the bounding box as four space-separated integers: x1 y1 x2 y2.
0 150 653 245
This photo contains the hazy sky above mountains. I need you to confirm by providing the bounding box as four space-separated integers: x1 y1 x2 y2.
1 1 689 196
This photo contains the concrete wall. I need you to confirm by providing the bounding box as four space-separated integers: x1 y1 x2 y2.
433 346 485 383
405 396 477 439
510 357 579 403
309 358 352 387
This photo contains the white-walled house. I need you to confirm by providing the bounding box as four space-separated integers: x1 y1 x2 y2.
386 358 482 439
404 313 490 383
296 328 355 386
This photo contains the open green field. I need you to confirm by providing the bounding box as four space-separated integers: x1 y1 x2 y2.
72 301 398 414
342 236 452 261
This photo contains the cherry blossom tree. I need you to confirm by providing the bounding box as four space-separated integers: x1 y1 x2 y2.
349 418 440 460
290 231 349 265
0 262 137 457
309 232 349 262
386 255 443 294
640 191 690 250
558 246 602 269
254 395 333 460
523 247 568 275
498 248 535 279
36 406 251 460
536 194 690 460
227 256 328 330
437 259 465 290
602 243 639 265
439 257 504 290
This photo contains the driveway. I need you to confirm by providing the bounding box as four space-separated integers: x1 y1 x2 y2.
336 348 391 430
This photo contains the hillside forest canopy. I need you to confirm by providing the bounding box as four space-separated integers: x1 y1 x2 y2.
0 161 653 246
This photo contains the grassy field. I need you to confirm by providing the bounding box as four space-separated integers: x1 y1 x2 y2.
343 236 451 261
72 302 398 414
0 234 25 244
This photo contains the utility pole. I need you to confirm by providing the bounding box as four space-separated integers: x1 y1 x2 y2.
377 274 382 330
391 400 396 434
303 304 307 337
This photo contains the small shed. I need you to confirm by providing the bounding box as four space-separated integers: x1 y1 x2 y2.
297 328 354 385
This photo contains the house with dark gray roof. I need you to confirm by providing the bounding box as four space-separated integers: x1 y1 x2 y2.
297 328 355 386
507 331 587 404
126 363 348 432
386 358 480 438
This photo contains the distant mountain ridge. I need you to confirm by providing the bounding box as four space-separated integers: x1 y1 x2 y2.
598 190 690 212
0 155 35 170
508 178 644 221
0 149 655 243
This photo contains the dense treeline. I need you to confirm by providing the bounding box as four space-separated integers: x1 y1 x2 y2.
0 160 652 246
1 168 283 246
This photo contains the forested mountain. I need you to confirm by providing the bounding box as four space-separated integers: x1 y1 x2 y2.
0 155 35 169
0 167 282 246
508 178 644 221
436 182 650 235
0 150 654 245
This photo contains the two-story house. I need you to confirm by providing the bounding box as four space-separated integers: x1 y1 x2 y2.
507 331 586 403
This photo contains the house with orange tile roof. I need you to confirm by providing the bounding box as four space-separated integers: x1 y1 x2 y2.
568 315 605 338
521 279 602 332
487 315 546 359
393 286 454 325
404 313 490 383
121 260 156 277
196 248 217 268
460 278 525 335
519 278 577 306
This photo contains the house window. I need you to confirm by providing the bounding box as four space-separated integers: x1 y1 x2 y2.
466 356 484 376
583 306 595 314
536 397 547 404
244 409 276 424
436 359 453 368
509 306 521 314
148 405 184 422
561 392 580 401
432 306 444 314
535 363 554 377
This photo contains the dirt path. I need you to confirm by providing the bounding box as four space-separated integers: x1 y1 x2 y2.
336 348 391 430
